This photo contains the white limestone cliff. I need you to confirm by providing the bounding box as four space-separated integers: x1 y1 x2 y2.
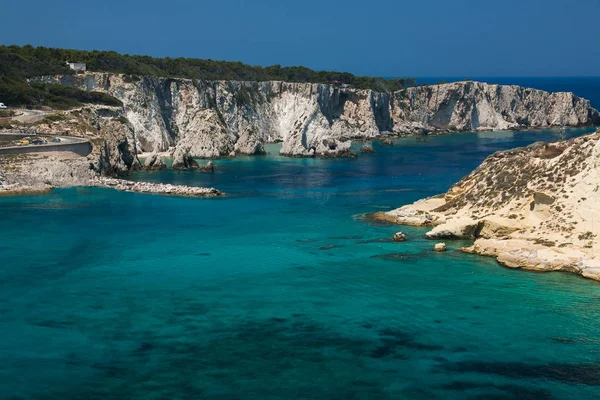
31 74 599 160
392 81 597 134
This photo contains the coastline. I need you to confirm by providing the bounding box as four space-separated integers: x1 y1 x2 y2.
0 179 223 198
370 131 600 282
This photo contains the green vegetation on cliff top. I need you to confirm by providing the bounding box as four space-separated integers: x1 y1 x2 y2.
0 44 417 108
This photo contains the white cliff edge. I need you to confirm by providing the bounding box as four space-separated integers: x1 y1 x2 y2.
31 74 600 159
372 131 600 281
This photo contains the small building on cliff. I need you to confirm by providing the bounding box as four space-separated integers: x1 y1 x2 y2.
66 62 86 72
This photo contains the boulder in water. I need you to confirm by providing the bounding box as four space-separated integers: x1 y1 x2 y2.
393 232 407 242
380 137 394 146
360 144 375 153
173 155 199 170
434 243 447 252
144 153 167 171
199 161 215 173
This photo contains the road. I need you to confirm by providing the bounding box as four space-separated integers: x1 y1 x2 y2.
0 136 92 157
0 109 50 124
11 109 50 124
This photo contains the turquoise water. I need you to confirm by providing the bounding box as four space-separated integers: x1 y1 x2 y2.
1 128 600 400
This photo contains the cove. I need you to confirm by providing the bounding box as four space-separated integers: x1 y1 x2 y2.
1 127 599 399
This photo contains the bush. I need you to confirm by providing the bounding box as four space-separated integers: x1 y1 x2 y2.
44 113 67 122
0 78 122 110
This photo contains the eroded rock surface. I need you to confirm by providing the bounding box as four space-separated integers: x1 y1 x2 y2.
373 131 600 281
31 74 599 158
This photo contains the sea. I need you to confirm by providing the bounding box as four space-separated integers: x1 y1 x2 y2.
1 78 599 399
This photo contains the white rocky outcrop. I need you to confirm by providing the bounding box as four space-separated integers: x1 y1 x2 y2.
94 178 222 197
31 74 599 159
28 106 141 176
434 243 447 252
374 131 600 281
392 81 598 134
393 232 407 242
144 153 167 170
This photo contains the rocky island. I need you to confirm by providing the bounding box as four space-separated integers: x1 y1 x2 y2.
372 130 600 281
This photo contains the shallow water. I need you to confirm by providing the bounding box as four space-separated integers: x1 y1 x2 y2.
1 128 600 400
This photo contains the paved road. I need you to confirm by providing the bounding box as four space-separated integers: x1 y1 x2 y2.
0 136 92 156
12 109 49 123
0 109 50 123
0 131 36 141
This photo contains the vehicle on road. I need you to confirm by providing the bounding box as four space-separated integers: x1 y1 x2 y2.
51 137 61 143
31 139 48 145
0 103 7 109
18 139 30 146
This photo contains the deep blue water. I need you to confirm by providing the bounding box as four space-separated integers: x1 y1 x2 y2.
2 127 600 399
415 77 600 110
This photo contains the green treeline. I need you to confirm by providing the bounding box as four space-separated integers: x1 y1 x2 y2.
0 45 417 108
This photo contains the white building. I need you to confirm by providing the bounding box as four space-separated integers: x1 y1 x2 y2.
66 61 86 72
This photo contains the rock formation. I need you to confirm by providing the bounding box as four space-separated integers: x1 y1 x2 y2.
434 243 447 252
380 138 394 146
360 144 375 153
94 178 222 197
392 82 599 134
373 130 600 281
28 106 141 176
144 153 167 170
31 74 599 159
172 150 200 170
234 127 266 155
198 161 214 173
393 232 407 242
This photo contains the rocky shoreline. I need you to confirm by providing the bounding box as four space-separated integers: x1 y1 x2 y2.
92 177 223 197
371 131 600 282
0 177 223 198
0 152 223 199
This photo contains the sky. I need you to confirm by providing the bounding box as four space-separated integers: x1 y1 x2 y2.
1 0 598 77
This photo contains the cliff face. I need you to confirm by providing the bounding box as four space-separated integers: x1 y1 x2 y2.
32 74 599 158
31 106 140 176
375 131 600 281
0 105 140 196
392 82 598 134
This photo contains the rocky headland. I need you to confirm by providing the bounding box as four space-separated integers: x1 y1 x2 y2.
31 74 599 159
372 130 600 281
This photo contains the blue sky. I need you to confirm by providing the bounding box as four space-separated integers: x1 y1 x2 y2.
1 0 598 77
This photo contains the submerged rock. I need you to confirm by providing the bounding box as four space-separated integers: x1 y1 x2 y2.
360 144 375 153
199 161 215 173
